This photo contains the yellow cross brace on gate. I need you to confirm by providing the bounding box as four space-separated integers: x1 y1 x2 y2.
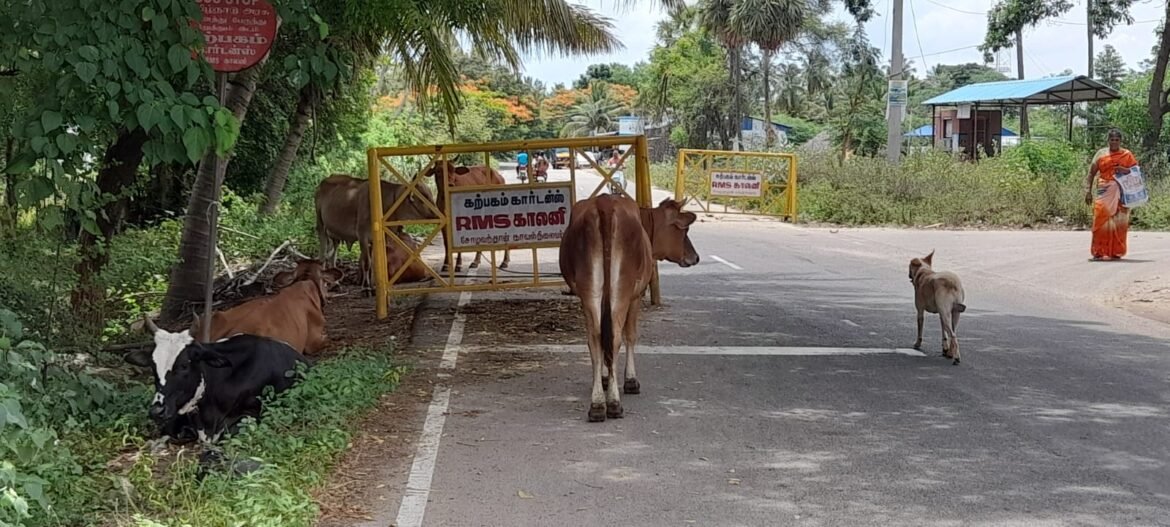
674 149 798 222
365 135 658 320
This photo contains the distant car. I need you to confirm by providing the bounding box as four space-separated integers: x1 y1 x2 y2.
553 147 571 169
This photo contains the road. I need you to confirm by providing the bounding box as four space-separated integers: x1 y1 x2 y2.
340 166 1170 527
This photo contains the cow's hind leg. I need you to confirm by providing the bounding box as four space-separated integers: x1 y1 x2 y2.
605 308 625 419
583 308 607 422
468 251 482 269
500 248 510 269
622 301 641 395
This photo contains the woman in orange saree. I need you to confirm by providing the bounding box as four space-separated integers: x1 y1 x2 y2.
1085 128 1139 261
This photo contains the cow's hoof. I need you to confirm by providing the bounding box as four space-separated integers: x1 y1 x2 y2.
623 378 640 395
912 341 922 351
952 358 961 366
455 266 463 273
606 401 624 419
500 262 509 269
468 262 479 269
601 377 610 391
588 404 607 422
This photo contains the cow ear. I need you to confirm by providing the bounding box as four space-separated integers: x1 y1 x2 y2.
673 211 697 228
923 250 934 265
193 348 232 368
272 270 296 288
124 349 153 368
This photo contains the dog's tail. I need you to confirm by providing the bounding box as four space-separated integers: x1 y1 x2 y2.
955 302 967 313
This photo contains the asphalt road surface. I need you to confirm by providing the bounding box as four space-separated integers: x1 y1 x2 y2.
352 166 1170 527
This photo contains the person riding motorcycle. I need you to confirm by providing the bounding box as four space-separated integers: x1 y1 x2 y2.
607 149 626 194
516 151 529 181
533 152 550 183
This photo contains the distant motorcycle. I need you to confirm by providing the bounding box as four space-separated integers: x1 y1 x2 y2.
609 170 626 195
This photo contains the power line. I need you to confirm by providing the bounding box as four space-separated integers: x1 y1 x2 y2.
908 0 930 73
922 0 985 16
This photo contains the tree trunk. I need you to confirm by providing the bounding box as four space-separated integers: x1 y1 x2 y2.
730 46 744 151
1143 6 1170 155
763 49 775 149
2 137 16 232
259 85 315 215
70 129 149 326
1016 29 1029 137
160 66 266 322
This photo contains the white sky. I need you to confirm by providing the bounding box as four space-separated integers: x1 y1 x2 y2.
521 0 1167 87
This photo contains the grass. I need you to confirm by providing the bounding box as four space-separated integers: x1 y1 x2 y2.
653 146 1170 231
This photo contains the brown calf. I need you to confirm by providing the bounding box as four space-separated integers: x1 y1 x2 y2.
314 174 439 289
191 259 342 356
384 231 433 284
426 160 512 272
559 195 699 422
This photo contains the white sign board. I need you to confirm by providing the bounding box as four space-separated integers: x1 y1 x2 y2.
888 80 908 107
710 171 763 198
449 183 574 249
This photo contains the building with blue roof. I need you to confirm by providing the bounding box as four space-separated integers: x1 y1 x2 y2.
919 75 1119 158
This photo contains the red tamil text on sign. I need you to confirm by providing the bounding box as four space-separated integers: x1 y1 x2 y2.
194 0 278 73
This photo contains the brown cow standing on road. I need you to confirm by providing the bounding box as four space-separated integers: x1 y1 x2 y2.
383 230 433 284
314 174 439 289
426 160 512 272
559 195 700 422
190 259 342 356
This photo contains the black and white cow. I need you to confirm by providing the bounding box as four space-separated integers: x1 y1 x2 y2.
125 317 309 443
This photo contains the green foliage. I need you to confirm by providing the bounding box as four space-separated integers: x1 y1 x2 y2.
0 308 151 526
640 27 735 149
999 139 1083 182
0 0 236 166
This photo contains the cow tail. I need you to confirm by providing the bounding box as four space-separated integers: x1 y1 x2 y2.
599 207 615 371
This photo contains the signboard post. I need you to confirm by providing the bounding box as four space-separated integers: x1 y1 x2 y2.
709 170 764 198
448 184 575 250
194 0 278 342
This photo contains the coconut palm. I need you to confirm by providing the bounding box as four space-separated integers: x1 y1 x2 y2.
561 82 623 137
731 0 815 148
700 0 748 149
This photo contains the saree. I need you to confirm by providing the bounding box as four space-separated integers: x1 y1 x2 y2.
1091 148 1138 260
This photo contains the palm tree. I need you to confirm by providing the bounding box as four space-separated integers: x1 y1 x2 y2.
561 82 623 137
731 0 812 148
700 0 748 150
161 0 625 320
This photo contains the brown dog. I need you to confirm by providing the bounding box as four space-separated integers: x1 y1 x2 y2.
908 250 967 365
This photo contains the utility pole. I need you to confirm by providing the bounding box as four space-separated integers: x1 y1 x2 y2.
886 0 905 164
1087 0 1094 77
1017 29 1029 137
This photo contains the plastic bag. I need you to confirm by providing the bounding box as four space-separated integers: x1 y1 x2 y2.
1115 165 1149 208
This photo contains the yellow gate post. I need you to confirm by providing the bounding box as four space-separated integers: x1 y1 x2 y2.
367 149 390 320
673 149 799 221
633 135 661 306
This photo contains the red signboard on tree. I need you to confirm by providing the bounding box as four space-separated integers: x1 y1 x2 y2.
195 0 278 73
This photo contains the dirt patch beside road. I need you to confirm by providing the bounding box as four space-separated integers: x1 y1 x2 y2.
1111 274 1170 326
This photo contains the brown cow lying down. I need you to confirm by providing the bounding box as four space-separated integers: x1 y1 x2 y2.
425 160 512 272
559 195 699 422
384 231 433 284
191 259 342 356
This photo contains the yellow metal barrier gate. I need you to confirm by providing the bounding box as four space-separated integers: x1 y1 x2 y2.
674 149 798 221
366 136 656 319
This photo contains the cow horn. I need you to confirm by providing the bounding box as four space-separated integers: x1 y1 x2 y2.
143 314 160 335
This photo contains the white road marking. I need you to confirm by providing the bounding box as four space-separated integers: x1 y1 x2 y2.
396 268 480 527
709 254 743 270
842 319 860 327
462 345 926 357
